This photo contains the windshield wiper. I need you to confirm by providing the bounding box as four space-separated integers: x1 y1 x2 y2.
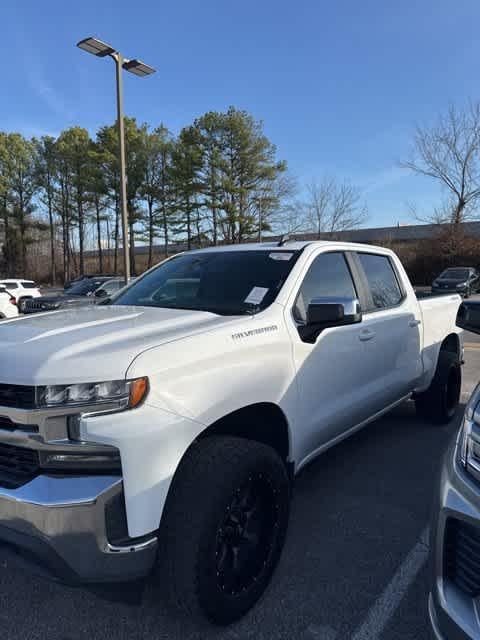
113 302 258 316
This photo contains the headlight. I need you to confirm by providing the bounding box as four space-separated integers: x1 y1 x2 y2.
37 377 148 409
459 383 480 470
457 283 466 288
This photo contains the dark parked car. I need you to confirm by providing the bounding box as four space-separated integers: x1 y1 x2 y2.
432 267 480 298
64 273 118 291
24 277 113 314
92 277 132 300
430 299 480 639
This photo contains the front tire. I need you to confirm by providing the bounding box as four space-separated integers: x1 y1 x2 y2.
158 436 290 625
17 298 29 312
415 351 461 424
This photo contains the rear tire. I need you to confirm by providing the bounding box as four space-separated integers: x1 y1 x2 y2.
158 436 290 625
415 351 461 424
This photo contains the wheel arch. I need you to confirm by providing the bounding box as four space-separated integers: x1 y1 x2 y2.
197 402 292 468
440 333 461 359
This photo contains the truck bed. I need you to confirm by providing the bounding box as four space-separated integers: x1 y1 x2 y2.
415 290 455 300
417 292 463 389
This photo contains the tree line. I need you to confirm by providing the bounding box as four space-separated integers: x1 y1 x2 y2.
0 107 297 283
4 96 480 284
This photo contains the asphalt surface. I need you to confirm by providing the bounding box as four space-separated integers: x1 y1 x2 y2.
0 300 479 638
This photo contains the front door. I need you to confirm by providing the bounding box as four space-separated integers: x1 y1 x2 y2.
287 250 378 465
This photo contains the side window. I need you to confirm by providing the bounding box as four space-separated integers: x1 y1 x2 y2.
357 253 403 310
2 282 17 289
294 252 357 323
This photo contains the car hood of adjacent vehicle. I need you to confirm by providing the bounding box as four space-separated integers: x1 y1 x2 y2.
35 294 95 306
0 305 240 385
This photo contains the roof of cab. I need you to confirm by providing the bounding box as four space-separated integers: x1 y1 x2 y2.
187 240 392 254
189 241 329 253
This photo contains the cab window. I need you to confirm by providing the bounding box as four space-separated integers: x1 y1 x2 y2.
357 253 403 310
294 252 357 323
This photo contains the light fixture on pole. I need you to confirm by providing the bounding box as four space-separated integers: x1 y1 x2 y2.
77 37 155 285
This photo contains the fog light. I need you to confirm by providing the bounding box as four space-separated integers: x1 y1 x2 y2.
39 449 121 472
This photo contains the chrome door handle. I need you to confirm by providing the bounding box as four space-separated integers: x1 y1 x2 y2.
359 330 375 342
409 320 421 327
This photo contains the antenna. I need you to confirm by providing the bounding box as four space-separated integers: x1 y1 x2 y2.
277 234 290 247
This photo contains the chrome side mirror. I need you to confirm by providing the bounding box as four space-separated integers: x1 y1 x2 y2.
300 296 362 343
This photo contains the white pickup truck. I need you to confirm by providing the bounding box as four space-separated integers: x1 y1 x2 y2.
0 241 463 623
0 286 18 319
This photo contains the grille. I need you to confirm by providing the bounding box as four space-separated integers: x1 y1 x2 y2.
444 518 480 597
0 442 40 489
0 416 38 433
24 299 55 312
0 384 36 409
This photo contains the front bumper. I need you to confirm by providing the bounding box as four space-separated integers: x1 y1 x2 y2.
430 438 480 639
0 394 203 583
0 400 159 583
0 472 157 583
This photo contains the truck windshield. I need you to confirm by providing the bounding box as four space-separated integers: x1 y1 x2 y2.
113 250 299 315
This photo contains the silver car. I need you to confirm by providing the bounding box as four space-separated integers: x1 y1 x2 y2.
430 300 480 639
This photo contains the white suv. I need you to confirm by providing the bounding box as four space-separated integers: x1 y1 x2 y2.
0 286 18 319
0 280 42 312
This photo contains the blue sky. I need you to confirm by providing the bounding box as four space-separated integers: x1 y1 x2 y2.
3 0 480 228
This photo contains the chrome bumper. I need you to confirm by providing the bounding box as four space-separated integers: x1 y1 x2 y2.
0 473 157 583
430 438 480 639
0 402 158 583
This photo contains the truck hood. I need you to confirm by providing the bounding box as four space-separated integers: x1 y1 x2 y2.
0 305 239 385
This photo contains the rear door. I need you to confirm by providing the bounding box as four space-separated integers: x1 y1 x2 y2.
353 251 422 415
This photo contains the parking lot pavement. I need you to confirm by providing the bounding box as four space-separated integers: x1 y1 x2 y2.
0 351 478 639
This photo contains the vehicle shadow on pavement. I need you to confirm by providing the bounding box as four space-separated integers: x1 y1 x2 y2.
0 401 462 640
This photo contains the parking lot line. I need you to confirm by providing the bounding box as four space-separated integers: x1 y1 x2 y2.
350 528 429 640
464 343 480 350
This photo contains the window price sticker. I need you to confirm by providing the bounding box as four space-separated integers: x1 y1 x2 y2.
244 287 269 305
269 252 293 261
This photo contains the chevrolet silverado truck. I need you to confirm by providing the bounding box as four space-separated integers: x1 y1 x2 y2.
0 241 464 624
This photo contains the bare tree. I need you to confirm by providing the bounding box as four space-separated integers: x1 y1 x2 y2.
254 172 298 240
305 177 367 238
402 102 480 224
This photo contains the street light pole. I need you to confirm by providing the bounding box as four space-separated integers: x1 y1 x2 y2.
76 37 155 286
113 52 130 284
